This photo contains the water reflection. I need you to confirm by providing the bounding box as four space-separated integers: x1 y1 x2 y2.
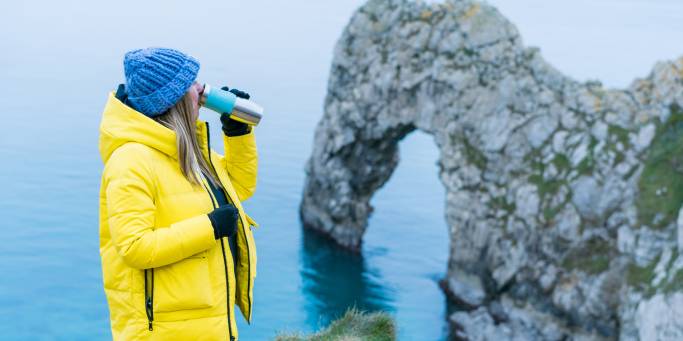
299 229 395 329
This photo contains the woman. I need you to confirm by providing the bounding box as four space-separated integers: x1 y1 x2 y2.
98 47 258 340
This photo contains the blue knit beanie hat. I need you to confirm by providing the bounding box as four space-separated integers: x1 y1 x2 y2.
123 47 200 117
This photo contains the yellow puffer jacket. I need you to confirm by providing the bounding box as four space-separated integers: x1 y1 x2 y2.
98 91 258 340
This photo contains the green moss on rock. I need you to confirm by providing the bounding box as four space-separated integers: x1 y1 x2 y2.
552 154 571 172
562 237 612 274
636 104 683 229
608 124 631 148
627 262 657 288
490 195 516 214
543 201 569 223
524 151 570 223
576 154 595 176
571 136 600 177
663 269 683 294
462 136 487 170
627 253 661 297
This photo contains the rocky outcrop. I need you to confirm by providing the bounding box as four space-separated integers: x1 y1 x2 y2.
299 0 683 339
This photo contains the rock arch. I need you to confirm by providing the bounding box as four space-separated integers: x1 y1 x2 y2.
300 0 683 338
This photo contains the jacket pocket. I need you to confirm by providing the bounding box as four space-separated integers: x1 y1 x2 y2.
153 255 213 312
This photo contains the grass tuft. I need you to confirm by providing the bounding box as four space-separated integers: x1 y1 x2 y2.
274 308 396 341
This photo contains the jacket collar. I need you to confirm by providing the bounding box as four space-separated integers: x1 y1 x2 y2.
99 89 209 164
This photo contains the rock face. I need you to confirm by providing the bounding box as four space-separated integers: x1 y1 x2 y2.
299 0 683 339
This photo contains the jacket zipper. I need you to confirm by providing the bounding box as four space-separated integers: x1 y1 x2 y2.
140 123 245 338
199 176 234 340
144 268 154 331
204 122 253 324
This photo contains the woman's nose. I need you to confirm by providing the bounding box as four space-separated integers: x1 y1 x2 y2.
197 83 206 106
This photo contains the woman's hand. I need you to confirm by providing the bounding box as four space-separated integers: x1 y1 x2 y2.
220 86 252 136
207 204 239 239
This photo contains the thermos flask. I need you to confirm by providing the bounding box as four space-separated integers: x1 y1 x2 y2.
200 84 263 126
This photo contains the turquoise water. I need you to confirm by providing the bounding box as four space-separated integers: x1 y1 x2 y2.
1 1 680 340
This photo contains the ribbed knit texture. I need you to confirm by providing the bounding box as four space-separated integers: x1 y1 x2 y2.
123 47 200 117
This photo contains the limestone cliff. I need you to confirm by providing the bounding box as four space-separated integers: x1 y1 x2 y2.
300 0 683 339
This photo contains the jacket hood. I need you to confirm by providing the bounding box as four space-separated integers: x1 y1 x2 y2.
98 91 207 164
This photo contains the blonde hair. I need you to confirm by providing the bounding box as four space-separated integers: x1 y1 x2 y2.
154 92 223 190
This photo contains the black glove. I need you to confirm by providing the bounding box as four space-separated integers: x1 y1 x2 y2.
222 86 250 100
220 86 252 137
207 204 239 239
